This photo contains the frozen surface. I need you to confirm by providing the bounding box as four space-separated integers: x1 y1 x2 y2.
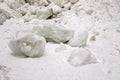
0 0 120 80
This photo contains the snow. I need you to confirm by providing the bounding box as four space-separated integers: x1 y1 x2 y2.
0 0 120 80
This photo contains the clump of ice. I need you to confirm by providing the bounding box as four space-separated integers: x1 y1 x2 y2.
9 34 46 58
36 7 53 19
16 4 53 19
49 0 63 7
25 0 49 6
68 31 88 47
48 3 62 15
4 0 25 10
33 22 74 43
67 48 98 66
0 8 11 25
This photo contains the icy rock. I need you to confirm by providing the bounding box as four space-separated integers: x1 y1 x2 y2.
33 22 74 43
0 8 11 25
67 48 98 66
36 8 53 19
68 31 88 47
48 3 62 15
49 0 63 7
9 34 46 58
19 5 53 20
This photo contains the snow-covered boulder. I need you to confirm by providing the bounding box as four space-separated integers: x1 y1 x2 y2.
67 48 98 66
0 8 11 25
33 22 74 43
68 31 88 47
9 34 46 58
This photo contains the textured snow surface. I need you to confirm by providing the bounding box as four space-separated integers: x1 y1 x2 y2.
0 0 120 80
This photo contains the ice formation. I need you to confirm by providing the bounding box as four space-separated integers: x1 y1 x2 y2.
67 48 98 66
0 8 11 25
9 34 46 57
4 0 25 10
68 31 88 47
33 22 74 43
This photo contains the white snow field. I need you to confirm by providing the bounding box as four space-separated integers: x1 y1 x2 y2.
0 0 120 80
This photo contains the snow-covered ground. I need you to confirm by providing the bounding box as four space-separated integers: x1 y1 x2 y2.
0 0 120 80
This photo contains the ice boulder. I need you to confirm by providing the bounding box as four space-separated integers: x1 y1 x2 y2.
0 8 11 25
36 8 53 19
9 34 46 58
33 22 74 43
48 3 62 15
68 31 88 47
67 48 98 66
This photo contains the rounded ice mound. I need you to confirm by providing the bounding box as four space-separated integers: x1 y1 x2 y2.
67 48 98 66
68 31 88 47
33 22 74 43
9 34 46 58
